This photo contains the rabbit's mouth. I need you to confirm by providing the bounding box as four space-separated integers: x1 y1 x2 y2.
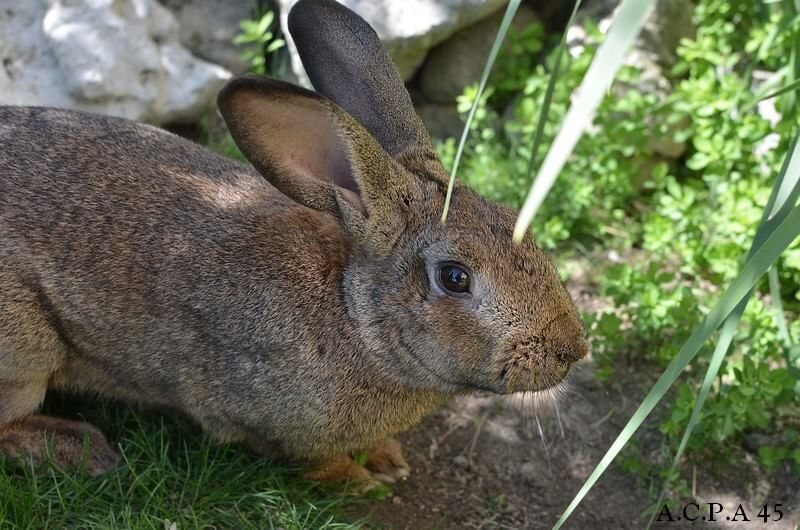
497 312 588 393
496 351 574 394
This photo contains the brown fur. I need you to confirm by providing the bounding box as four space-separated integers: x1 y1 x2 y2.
0 0 587 485
0 415 117 476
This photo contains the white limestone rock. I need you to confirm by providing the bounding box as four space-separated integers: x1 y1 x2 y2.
161 0 256 75
0 0 231 124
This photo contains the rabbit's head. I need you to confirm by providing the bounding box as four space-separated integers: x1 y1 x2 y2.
218 0 588 395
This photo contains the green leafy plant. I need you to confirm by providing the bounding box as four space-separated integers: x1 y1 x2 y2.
234 10 285 75
439 19 654 250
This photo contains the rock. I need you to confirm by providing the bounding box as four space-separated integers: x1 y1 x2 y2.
641 0 695 159
0 0 230 124
161 0 258 75
418 4 541 104
453 454 470 469
416 102 464 141
743 432 781 454
639 0 696 70
277 0 507 85
523 0 576 32
622 48 687 158
517 461 539 482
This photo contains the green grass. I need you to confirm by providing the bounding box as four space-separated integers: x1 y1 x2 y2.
0 394 365 529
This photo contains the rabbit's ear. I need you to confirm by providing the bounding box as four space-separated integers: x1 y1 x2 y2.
288 0 447 184
218 76 416 252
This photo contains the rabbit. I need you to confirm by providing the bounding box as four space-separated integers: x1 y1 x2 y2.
0 0 588 487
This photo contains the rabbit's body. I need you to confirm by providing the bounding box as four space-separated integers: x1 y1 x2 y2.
0 0 588 486
0 106 443 463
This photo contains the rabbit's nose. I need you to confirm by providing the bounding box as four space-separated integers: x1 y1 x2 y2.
543 312 588 363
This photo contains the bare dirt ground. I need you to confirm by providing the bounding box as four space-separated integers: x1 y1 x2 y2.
359 363 652 529
355 360 800 530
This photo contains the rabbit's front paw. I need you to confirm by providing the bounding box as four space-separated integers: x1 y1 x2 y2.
363 437 410 484
0 415 118 476
304 453 382 493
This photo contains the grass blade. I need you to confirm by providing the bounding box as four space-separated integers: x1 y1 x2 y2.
768 266 793 346
512 0 658 242
552 202 800 529
759 76 800 102
524 0 583 181
441 0 522 224
768 138 800 220
781 0 800 112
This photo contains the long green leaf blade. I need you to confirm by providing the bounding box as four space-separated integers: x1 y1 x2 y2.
646 133 800 528
759 77 800 102
524 0 583 182
769 266 793 345
441 0 521 223
769 138 800 219
513 0 658 242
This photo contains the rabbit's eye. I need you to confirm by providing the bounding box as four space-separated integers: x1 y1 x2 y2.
437 263 471 295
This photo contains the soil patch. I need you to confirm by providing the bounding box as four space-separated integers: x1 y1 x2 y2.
357 359 799 529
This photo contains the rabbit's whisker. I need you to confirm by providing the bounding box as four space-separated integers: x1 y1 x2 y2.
553 391 565 439
522 391 532 439
533 406 555 475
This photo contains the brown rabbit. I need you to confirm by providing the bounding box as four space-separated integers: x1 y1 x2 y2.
0 0 587 486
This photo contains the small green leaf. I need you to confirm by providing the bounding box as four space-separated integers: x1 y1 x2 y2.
266 39 286 53
739 386 756 396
